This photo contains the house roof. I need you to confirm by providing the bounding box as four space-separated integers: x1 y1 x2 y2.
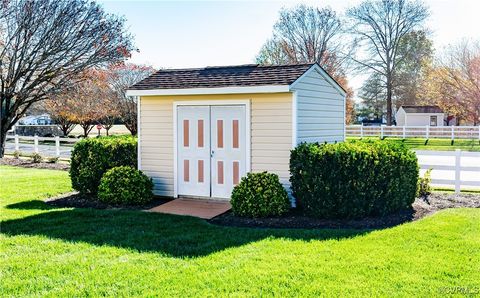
129 63 321 90
401 105 444 114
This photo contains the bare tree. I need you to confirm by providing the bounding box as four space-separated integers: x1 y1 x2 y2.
256 5 354 123
347 0 429 125
256 5 348 76
0 0 134 156
107 64 156 135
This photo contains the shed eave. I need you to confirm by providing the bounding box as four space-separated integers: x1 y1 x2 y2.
126 85 291 97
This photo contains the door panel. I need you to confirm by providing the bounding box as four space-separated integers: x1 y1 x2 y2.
210 106 246 198
177 106 211 196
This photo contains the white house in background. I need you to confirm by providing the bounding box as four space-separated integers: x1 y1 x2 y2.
395 105 445 126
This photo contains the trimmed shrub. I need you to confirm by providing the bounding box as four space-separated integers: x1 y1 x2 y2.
231 171 290 218
290 140 419 219
98 166 153 205
418 169 432 199
70 136 137 195
30 152 43 163
46 156 59 164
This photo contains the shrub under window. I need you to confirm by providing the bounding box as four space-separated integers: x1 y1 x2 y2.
290 140 419 219
98 166 153 205
231 171 290 218
70 136 137 195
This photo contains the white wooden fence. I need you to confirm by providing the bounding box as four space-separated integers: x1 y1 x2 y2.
347 125 480 140
416 149 480 193
5 135 78 157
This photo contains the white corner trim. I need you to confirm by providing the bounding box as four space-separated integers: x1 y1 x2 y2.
173 103 178 198
172 99 252 198
137 96 141 170
126 85 289 97
292 91 298 148
289 64 347 97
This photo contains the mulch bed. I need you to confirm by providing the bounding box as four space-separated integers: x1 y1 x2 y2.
45 192 171 210
209 193 480 230
0 157 70 171
43 189 480 230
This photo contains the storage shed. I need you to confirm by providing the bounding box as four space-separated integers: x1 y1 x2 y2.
396 105 445 126
126 63 346 199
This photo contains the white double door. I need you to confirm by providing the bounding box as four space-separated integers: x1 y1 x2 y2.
177 105 246 199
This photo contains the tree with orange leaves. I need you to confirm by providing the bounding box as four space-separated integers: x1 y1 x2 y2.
419 41 480 125
47 69 119 137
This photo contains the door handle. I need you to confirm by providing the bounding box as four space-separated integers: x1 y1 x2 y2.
211 150 214 157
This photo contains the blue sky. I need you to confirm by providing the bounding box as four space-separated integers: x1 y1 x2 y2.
100 0 480 93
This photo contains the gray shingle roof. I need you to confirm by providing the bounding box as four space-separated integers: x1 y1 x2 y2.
129 63 315 90
401 105 444 113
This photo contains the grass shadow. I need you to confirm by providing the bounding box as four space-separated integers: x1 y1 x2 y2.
0 208 370 258
5 200 57 210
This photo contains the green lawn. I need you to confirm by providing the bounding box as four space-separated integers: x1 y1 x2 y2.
1 166 479 296
348 137 480 151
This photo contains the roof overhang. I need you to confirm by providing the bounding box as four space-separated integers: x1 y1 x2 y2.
126 85 290 97
126 64 347 98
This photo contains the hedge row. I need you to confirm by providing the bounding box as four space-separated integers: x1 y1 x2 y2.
70 136 137 195
290 140 419 219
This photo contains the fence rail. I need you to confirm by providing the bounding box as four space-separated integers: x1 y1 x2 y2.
5 135 79 157
416 149 480 193
347 125 480 140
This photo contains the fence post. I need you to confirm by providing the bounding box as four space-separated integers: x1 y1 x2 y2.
34 135 39 153
455 149 461 194
402 126 406 139
14 134 19 151
380 125 384 139
360 125 364 138
55 136 60 157
451 126 455 141
426 125 429 139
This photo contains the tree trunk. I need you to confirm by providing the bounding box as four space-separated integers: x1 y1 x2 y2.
0 106 12 158
125 122 137 136
60 125 70 137
386 80 393 126
80 124 93 138
0 127 7 158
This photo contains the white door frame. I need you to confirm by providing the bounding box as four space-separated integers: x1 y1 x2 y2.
173 100 251 198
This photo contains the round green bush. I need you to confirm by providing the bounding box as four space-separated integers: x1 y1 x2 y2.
98 166 153 205
231 171 290 218
290 140 419 219
70 136 137 195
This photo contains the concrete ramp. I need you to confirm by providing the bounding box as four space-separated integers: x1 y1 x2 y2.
148 198 231 219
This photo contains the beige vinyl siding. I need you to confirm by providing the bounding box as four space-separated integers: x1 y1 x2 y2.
139 93 292 197
292 68 345 143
